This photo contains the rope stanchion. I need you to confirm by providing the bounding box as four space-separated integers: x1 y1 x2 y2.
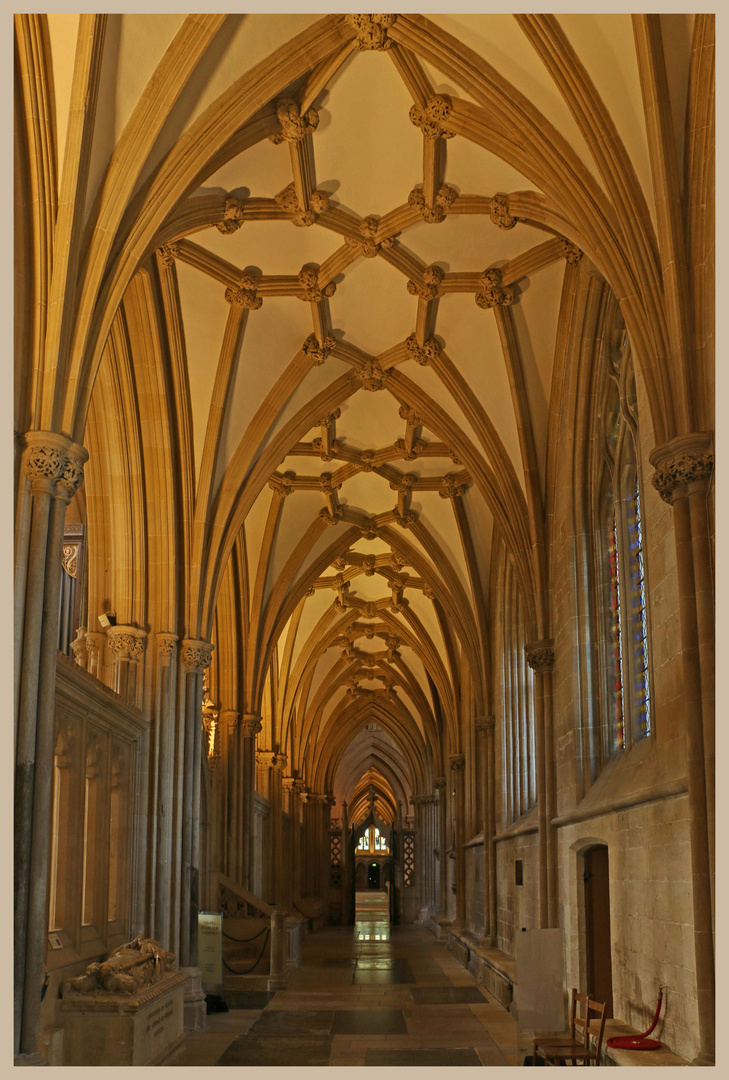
223 928 270 975
607 988 664 1051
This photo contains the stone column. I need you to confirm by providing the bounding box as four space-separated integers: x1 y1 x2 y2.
450 755 466 927
341 799 350 924
107 625 147 707
16 436 87 1060
268 907 288 991
323 794 336 915
477 716 497 945
282 778 299 914
179 639 213 972
525 641 556 928
434 777 450 939
272 755 287 907
154 634 178 947
650 435 714 1064
240 714 262 890
220 711 240 882
411 795 428 921
84 629 105 680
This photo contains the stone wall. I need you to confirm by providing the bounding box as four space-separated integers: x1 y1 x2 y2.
495 828 539 952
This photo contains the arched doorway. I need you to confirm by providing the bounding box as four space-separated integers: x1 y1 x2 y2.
584 844 613 1017
367 862 381 889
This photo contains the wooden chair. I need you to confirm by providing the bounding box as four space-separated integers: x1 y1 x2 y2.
543 996 607 1066
533 989 590 1065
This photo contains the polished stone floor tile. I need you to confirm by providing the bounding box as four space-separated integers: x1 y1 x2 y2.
166 1033 235 1066
411 985 487 1004
224 989 277 1010
215 1034 333 1067
364 1046 483 1066
331 1009 407 1035
247 1009 334 1035
352 958 415 984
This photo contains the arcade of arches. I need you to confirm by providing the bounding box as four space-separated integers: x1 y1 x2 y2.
14 12 714 1067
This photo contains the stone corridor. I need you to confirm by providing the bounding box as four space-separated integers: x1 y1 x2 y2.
165 893 519 1067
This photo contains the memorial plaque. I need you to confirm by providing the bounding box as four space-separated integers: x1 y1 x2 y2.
198 911 223 993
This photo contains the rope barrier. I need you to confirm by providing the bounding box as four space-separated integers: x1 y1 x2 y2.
223 928 270 975
222 925 268 943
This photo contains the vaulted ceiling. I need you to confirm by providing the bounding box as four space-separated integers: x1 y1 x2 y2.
29 12 699 813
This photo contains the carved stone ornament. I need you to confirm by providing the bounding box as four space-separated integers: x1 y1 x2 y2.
302 332 336 365
406 333 441 366
490 192 517 230
525 641 555 672
561 239 583 264
216 196 245 234
449 754 466 771
62 543 78 578
476 715 496 736
61 937 175 997
345 13 397 50
158 242 180 265
269 98 319 144
360 449 376 472
298 264 336 303
356 359 390 391
240 713 263 737
422 584 435 600
439 473 468 499
475 268 515 309
25 439 66 489
359 520 379 539
344 214 394 258
320 507 343 526
181 640 213 673
408 184 457 224
434 777 447 791
392 507 416 529
407 264 445 300
269 471 296 497
225 275 262 310
395 437 426 461
399 404 420 426
275 183 330 227
650 444 714 504
409 96 456 140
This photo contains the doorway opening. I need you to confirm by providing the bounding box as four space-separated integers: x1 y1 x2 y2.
584 844 613 1018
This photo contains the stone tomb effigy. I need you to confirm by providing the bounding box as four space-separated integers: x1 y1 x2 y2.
59 936 187 1065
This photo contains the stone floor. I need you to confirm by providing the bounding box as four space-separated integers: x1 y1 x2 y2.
164 892 519 1067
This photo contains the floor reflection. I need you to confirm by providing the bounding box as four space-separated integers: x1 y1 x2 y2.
354 889 390 941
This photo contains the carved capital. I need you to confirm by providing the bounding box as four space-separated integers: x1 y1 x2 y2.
269 98 319 144
69 628 87 667
256 750 277 769
180 638 214 673
408 184 457 224
56 443 89 502
649 433 714 503
302 333 336 365
225 276 262 310
298 264 336 302
84 631 105 658
525 639 555 671
216 196 245 234
219 709 240 730
449 754 466 771
345 13 397 50
240 713 262 738
107 626 147 663
156 633 178 665
475 268 515 309
407 263 445 300
405 333 440 366
434 777 447 791
490 192 517 229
